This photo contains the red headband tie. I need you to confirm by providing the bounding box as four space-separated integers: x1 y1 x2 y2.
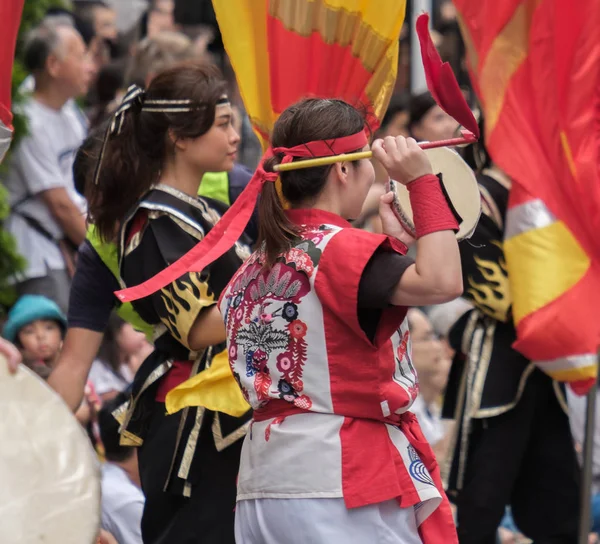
115 129 368 302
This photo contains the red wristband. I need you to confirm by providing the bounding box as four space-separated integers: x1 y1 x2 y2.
407 174 460 238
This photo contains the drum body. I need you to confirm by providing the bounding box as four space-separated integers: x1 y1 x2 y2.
0 358 101 544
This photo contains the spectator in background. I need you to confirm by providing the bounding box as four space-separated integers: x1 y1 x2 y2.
88 314 132 403
87 31 194 129
379 92 411 140
46 6 107 76
2 19 94 312
88 313 153 401
2 294 66 376
98 394 144 544
145 0 176 38
88 60 126 128
74 0 118 44
126 31 193 88
0 293 98 432
407 308 453 462
409 91 459 143
112 317 154 381
427 298 473 360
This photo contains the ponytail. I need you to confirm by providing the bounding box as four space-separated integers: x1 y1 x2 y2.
257 157 299 266
85 107 157 242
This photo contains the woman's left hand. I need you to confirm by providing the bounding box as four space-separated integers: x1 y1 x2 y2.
379 191 416 247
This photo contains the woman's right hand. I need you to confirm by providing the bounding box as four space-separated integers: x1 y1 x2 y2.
371 136 433 185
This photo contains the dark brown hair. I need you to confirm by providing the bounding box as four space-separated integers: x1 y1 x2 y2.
259 98 366 265
86 61 227 241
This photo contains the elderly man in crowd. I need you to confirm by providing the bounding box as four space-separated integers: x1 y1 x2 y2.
2 18 94 312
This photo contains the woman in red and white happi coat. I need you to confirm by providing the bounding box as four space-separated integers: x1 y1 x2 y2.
218 98 462 544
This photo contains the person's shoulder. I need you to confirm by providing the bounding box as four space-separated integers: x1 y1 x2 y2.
331 225 386 246
79 239 107 265
17 99 53 137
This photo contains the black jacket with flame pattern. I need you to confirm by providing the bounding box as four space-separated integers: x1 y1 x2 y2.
115 184 252 496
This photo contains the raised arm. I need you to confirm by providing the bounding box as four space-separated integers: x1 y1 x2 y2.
372 136 462 307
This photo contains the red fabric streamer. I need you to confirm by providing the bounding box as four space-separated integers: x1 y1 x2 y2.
416 13 480 139
115 130 368 302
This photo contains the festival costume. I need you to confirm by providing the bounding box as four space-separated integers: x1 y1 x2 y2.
79 164 255 343
114 185 252 544
221 206 459 543
441 169 580 543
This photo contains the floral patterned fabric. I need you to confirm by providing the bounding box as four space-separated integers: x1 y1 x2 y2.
219 208 458 543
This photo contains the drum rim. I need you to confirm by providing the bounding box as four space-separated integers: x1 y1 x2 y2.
388 147 482 241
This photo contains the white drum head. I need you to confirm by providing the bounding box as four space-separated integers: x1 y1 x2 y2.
0 357 101 544
389 146 481 240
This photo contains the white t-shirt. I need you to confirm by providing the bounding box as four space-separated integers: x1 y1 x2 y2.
2 98 87 280
101 463 144 544
88 360 130 396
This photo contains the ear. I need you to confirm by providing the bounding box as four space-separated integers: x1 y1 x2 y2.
46 53 62 79
168 129 187 152
332 162 349 186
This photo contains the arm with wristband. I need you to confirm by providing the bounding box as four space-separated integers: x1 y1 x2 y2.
372 136 462 307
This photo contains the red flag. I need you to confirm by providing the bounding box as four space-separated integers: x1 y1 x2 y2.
454 0 600 393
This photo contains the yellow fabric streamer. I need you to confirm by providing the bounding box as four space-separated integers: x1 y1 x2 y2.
504 220 590 325
165 350 250 417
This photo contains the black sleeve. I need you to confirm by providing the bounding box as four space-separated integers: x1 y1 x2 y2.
357 248 414 343
67 240 119 331
358 249 414 309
